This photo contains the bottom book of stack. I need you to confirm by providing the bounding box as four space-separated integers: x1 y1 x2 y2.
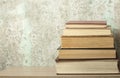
56 60 119 75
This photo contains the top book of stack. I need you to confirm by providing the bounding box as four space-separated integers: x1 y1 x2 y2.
66 21 107 29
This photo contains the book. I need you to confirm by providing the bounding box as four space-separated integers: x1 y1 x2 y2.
62 29 112 37
58 49 116 59
56 60 119 75
61 29 114 48
66 21 107 25
66 21 107 29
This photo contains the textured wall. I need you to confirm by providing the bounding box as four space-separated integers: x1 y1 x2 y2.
0 0 120 70
113 0 120 59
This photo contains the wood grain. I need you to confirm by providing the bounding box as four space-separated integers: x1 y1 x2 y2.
59 49 116 59
56 60 119 75
61 36 114 48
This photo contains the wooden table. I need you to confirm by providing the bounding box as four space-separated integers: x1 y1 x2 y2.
0 66 120 78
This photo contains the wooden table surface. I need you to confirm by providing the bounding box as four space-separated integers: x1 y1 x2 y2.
0 66 120 78
0 66 56 76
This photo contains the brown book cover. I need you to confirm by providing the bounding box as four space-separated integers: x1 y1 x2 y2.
62 29 112 37
61 29 113 48
66 21 107 25
61 36 114 48
66 21 107 29
58 49 116 59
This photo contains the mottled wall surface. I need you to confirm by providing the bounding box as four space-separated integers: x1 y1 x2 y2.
0 0 120 70
113 0 120 59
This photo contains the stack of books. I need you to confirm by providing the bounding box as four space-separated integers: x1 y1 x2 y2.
56 21 119 75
